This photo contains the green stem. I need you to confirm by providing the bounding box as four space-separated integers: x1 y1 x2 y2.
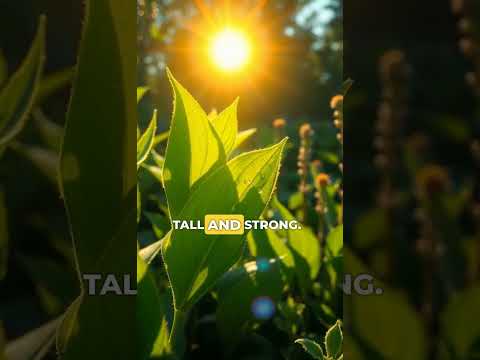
169 309 187 355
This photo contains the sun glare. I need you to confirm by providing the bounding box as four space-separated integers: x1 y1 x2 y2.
210 28 251 72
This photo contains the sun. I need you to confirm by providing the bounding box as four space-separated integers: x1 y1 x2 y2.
210 28 251 72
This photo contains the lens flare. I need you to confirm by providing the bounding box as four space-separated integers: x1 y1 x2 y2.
256 257 271 273
251 296 276 320
210 28 251 72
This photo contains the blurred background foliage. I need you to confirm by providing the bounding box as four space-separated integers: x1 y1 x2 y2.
0 0 82 343
344 1 480 359
0 0 343 358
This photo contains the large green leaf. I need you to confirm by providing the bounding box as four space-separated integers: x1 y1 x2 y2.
0 190 7 280
56 0 136 358
0 16 45 153
162 70 226 218
162 138 287 312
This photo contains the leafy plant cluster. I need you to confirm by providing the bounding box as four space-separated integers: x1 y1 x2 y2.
136 68 344 358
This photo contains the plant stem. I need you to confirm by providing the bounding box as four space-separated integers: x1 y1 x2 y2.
169 308 187 355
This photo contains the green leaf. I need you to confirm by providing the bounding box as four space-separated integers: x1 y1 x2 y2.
353 208 388 249
36 67 74 104
139 232 170 265
234 128 257 149
32 109 63 151
153 130 169 146
151 293 176 358
137 86 149 103
56 0 136 358
11 143 59 186
163 69 226 218
325 320 343 359
441 284 480 358
137 110 157 168
0 16 45 152
216 258 284 345
137 256 166 359
19 256 77 315
346 248 427 359
5 318 61 360
247 228 294 280
295 338 325 360
162 138 287 312
145 212 171 240
0 190 7 280
326 225 343 257
273 198 321 289
211 98 238 156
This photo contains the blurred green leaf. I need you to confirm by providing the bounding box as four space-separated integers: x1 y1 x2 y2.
441 284 480 359
56 0 136 358
36 67 73 104
32 108 63 151
234 128 257 149
353 208 388 249
11 143 59 186
0 16 45 153
5 318 61 360
326 225 343 257
137 256 168 359
137 86 149 103
346 248 427 360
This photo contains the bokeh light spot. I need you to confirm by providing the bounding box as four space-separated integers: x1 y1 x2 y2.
251 296 276 320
